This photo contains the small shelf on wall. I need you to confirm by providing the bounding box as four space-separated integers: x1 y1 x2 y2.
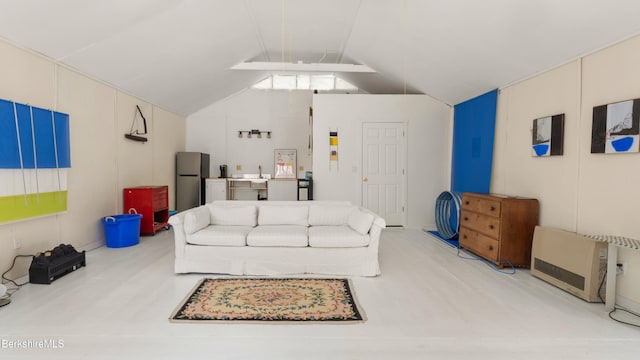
125 134 147 142
297 179 313 201
124 105 148 143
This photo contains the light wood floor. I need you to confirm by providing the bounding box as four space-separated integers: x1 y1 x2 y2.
0 228 638 359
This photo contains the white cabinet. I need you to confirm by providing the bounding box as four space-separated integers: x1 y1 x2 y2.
267 179 297 201
205 178 227 203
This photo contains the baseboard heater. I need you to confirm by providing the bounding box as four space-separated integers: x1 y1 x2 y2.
530 226 607 302
29 244 86 284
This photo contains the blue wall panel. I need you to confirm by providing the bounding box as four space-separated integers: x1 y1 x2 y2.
451 90 498 194
0 100 70 169
16 103 35 168
53 112 71 168
0 99 20 168
33 106 57 168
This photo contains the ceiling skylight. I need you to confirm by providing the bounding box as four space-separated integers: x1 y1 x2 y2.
251 74 358 91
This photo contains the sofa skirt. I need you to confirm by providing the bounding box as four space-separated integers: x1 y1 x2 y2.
176 244 381 277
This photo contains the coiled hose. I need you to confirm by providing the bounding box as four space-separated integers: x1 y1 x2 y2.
435 191 462 239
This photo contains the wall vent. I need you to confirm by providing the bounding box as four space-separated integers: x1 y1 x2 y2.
534 258 585 290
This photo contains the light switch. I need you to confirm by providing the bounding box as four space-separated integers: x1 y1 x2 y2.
236 165 242 171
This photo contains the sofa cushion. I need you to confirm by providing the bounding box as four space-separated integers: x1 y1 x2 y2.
308 205 356 226
347 209 375 235
183 206 211 235
186 225 252 246
209 205 257 226
258 205 309 226
246 225 308 247
308 226 370 248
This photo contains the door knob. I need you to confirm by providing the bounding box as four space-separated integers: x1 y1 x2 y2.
363 177 368 182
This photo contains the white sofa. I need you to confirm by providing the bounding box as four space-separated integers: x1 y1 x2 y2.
168 200 386 276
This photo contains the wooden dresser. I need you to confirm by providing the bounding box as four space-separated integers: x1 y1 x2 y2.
459 193 539 268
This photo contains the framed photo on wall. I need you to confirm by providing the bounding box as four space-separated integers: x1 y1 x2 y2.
274 149 297 179
591 98 640 154
532 114 564 157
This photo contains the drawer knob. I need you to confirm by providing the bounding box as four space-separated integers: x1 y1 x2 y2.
464 217 469 221
489 245 494 251
490 206 496 211
465 201 469 205
463 235 467 239
489 225 494 229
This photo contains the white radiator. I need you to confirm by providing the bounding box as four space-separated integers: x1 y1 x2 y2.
530 226 607 302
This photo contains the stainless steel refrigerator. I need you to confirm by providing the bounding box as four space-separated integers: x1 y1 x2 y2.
176 152 210 212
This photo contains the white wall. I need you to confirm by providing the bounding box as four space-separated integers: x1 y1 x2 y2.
493 61 581 229
152 107 186 210
493 35 640 308
312 94 451 228
186 89 313 179
0 40 185 280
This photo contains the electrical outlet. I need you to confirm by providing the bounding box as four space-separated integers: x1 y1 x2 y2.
617 263 625 275
13 238 22 249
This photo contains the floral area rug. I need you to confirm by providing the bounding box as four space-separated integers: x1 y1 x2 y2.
170 278 365 323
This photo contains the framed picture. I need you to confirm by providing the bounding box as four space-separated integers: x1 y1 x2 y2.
274 149 297 179
532 114 564 157
591 98 640 154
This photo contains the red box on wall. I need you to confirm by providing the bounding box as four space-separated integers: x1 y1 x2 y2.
123 186 169 235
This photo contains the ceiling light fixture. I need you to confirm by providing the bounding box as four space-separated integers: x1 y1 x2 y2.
238 130 271 139
230 61 375 73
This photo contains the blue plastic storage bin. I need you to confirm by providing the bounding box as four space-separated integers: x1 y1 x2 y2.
102 214 142 248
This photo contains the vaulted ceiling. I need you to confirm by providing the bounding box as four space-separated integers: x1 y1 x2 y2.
1 0 640 116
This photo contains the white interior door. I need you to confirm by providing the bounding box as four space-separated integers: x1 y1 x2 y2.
362 122 406 226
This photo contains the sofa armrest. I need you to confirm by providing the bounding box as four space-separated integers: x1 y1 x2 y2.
357 206 386 245
369 219 385 245
168 210 189 258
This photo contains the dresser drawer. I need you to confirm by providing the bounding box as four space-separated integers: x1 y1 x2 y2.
462 195 501 217
152 188 168 208
460 210 500 238
461 196 478 212
459 227 499 261
476 198 501 217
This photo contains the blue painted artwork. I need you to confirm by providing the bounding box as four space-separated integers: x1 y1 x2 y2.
0 98 71 223
611 136 634 152
533 144 549 156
